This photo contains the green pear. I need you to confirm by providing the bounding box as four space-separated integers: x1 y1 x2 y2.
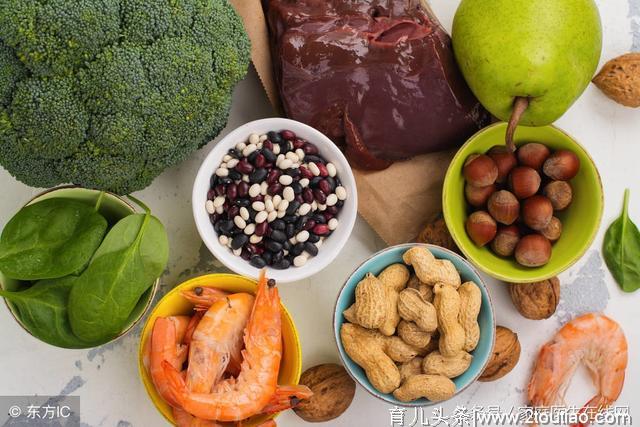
452 0 602 149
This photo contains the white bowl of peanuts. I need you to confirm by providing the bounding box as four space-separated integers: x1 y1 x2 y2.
334 243 496 406
193 118 357 283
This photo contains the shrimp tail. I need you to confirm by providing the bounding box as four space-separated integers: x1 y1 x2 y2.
570 395 613 427
161 360 189 407
260 385 313 414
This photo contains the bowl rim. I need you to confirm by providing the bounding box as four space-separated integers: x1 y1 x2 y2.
0 184 160 349
442 122 604 283
137 272 303 426
333 242 496 407
192 117 358 283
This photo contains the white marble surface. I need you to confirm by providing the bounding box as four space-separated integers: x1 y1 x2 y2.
1 0 639 425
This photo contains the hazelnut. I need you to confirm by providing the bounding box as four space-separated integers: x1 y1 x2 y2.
543 150 580 181
517 142 551 170
509 277 560 320
508 166 541 199
466 211 497 247
522 195 553 231
463 154 498 187
487 190 520 225
541 216 562 242
515 234 552 267
543 181 573 210
490 225 521 257
479 326 521 382
294 363 355 422
488 145 518 183
465 183 496 208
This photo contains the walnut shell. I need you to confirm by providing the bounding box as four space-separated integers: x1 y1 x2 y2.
416 216 460 254
509 277 560 320
294 364 355 422
479 326 521 382
593 53 640 107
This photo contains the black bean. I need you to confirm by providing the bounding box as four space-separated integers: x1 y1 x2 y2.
283 215 297 224
325 176 336 191
285 168 301 178
279 142 289 154
291 181 302 195
335 177 342 186
249 255 266 268
213 222 221 233
309 177 323 188
228 170 242 181
291 242 305 257
219 220 234 233
272 250 284 264
219 177 233 185
210 175 218 187
304 241 319 256
248 150 260 163
231 234 248 250
228 148 241 158
312 213 326 224
336 200 345 208
286 223 296 238
272 259 291 270
268 131 282 144
249 168 268 183
265 239 283 253
263 251 273 265
283 241 292 252
262 149 276 163
295 215 308 231
271 219 286 231
307 233 320 243
235 199 251 208
286 201 300 216
269 229 287 243
305 154 325 164
247 207 257 222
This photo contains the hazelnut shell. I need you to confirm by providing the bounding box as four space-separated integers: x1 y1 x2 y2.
543 150 580 181
490 225 520 257
515 234 552 267
464 154 498 187
488 190 520 225
508 166 541 199
488 145 518 183
517 143 550 170
522 195 553 231
543 181 573 211
466 211 497 247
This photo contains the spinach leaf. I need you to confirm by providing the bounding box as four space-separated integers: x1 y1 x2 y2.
0 198 107 280
603 189 640 292
0 277 90 348
68 212 169 343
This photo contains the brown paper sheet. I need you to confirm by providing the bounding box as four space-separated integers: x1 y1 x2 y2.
230 0 453 245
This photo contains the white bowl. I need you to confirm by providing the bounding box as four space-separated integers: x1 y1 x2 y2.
193 118 358 283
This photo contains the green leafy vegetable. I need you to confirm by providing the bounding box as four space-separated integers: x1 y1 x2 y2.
0 277 90 348
68 211 169 343
0 198 108 280
603 189 640 292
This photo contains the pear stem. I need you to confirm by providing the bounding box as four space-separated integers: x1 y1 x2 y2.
506 96 530 152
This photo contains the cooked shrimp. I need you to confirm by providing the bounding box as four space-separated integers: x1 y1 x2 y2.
163 272 282 421
186 292 254 393
183 311 204 346
150 316 190 407
528 313 627 427
172 407 228 427
182 287 229 310
260 385 313 414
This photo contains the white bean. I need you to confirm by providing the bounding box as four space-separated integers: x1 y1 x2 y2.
278 199 290 212
272 195 282 207
244 223 256 235
205 200 215 214
286 152 299 163
296 230 309 243
328 218 339 230
279 175 293 185
267 211 278 222
336 186 347 200
300 178 310 188
213 196 226 208
242 144 257 157
311 201 318 210
260 181 268 195
273 144 281 155
236 141 246 151
295 148 305 161
279 159 293 170
226 158 239 169
223 154 232 162
293 254 308 267
265 199 275 212
250 234 263 244
327 163 337 177
242 175 250 183
326 194 338 206
277 210 286 218
276 154 285 166
240 207 250 221
249 133 260 144
233 248 242 256
283 186 295 202
249 183 261 198
215 205 224 215
234 215 247 229
259 134 268 142
219 235 229 246
298 203 311 216
255 211 268 223
318 203 327 211
252 201 266 211
215 167 229 177
308 162 320 176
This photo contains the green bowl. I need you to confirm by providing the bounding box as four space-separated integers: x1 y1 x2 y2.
0 185 159 348
443 123 603 283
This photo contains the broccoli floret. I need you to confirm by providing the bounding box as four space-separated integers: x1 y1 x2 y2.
0 0 250 194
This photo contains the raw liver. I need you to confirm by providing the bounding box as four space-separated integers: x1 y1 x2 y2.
267 0 490 169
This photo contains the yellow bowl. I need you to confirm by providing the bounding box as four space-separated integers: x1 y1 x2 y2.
138 274 302 426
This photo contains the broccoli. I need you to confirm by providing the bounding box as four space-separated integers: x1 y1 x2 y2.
0 0 250 194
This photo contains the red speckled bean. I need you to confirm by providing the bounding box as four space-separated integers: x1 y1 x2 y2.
255 221 268 236
303 143 319 155
226 184 238 200
281 130 296 140
302 188 314 203
293 138 306 149
227 205 240 219
313 189 327 204
215 184 225 196
268 183 283 196
237 182 249 197
318 179 331 195
313 224 330 235
299 166 313 179
236 159 254 174
266 169 281 185
316 163 329 177
253 153 266 168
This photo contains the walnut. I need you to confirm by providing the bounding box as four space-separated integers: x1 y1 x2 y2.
416 216 460 254
293 363 355 422
479 326 520 382
509 277 560 320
